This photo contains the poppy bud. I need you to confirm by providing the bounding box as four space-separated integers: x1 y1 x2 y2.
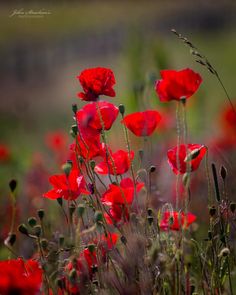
121 235 127 245
72 104 78 114
119 104 125 116
69 269 77 281
18 224 29 236
90 160 96 170
88 243 96 253
34 225 42 237
220 166 227 180
208 230 212 240
91 264 98 273
94 211 103 223
218 247 230 258
230 202 236 213
37 209 45 220
5 233 16 246
59 234 64 247
71 124 78 136
40 238 48 250
147 208 153 216
62 162 72 176
147 216 153 225
77 204 85 217
184 148 201 162
69 204 76 217
57 197 63 207
149 165 156 173
28 217 37 227
9 179 17 193
209 206 216 217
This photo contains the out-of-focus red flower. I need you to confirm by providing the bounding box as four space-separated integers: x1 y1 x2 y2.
95 150 134 175
167 144 207 174
45 131 68 153
221 104 236 135
155 68 202 102
77 67 116 101
43 169 89 200
0 144 10 162
122 110 162 136
76 101 119 132
160 211 196 231
0 258 42 295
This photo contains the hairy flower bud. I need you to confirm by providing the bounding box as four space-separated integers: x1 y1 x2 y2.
18 224 29 236
9 179 17 193
37 209 45 220
28 217 37 227
118 104 125 116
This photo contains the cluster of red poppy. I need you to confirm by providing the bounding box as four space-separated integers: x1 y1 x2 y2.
1 66 209 295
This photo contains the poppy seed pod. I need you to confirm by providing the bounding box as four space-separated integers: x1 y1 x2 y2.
9 179 17 193
28 217 37 227
37 209 45 220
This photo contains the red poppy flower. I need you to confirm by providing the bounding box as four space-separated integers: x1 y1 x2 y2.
76 101 119 132
122 110 162 136
102 177 144 206
155 68 202 102
160 211 196 231
167 144 207 174
105 204 130 225
0 258 42 295
43 169 89 200
94 150 134 175
0 144 10 162
77 67 116 101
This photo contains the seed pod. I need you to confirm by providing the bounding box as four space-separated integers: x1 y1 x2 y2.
72 104 78 114
209 206 216 217
28 217 37 227
94 211 103 223
62 162 72 176
34 225 42 237
37 209 45 220
40 239 48 250
90 160 96 170
69 204 76 217
18 224 29 236
9 179 17 193
149 165 156 173
220 166 227 180
119 104 125 116
71 124 78 136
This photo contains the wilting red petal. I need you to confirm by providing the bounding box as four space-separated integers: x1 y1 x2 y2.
76 101 119 132
160 211 196 231
155 68 202 102
77 67 116 101
95 150 134 175
167 144 207 174
122 110 162 136
44 169 89 200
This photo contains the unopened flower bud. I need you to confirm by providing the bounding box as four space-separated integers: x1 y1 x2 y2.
220 166 227 180
77 204 85 217
5 233 16 246
37 209 45 220
88 244 96 253
71 124 78 136
57 198 63 207
94 211 103 223
147 208 153 216
34 225 42 237
218 247 230 258
147 216 153 225
118 104 125 116
149 165 156 173
230 202 236 213
9 179 17 193
90 160 96 170
72 104 78 114
18 224 29 235
28 217 37 227
40 238 48 250
209 206 216 217
62 162 72 176
59 234 64 247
